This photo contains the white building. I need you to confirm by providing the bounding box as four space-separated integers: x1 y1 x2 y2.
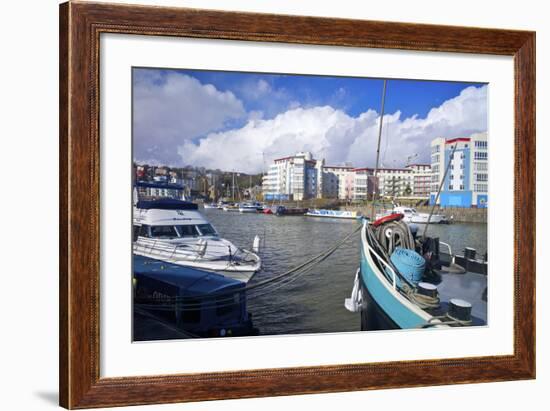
406 164 432 198
322 166 356 200
262 152 323 201
352 168 375 201
430 132 488 208
377 168 414 198
351 165 431 201
263 153 360 201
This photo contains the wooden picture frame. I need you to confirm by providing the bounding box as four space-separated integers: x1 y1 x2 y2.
59 1 535 408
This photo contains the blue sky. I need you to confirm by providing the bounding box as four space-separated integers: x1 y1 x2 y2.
133 67 488 172
182 69 482 118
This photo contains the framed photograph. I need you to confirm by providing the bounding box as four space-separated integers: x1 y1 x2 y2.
59 1 535 408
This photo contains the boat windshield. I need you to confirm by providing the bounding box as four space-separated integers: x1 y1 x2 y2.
196 224 218 236
150 225 179 238
145 224 217 238
174 225 199 237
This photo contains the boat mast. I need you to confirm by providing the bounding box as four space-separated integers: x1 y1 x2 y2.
370 79 387 220
232 170 235 201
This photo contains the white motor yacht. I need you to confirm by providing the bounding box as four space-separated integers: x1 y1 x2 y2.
133 198 261 283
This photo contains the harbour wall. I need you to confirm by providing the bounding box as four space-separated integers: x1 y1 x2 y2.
341 204 487 223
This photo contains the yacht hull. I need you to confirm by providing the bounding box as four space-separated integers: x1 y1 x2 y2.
133 241 261 283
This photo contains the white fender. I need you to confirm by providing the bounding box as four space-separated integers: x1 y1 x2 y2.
345 268 364 313
252 235 261 253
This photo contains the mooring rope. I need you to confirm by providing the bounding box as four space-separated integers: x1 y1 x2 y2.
134 223 362 310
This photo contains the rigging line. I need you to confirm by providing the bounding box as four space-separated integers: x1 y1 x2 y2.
135 261 323 313
136 224 362 306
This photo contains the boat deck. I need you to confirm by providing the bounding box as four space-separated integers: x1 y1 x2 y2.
429 271 487 325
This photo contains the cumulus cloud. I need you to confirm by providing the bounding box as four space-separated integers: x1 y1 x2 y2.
177 85 487 174
133 70 246 165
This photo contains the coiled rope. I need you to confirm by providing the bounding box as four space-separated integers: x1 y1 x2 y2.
369 221 440 310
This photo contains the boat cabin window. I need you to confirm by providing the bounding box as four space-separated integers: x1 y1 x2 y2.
150 225 179 238
138 224 217 238
196 224 217 236
133 225 140 242
174 225 199 237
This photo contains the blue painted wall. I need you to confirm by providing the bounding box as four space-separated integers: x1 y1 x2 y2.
439 191 472 207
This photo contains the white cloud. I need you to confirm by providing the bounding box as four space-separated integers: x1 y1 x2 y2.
177 85 487 174
133 71 245 165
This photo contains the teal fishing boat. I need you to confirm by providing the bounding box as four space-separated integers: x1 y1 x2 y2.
345 79 486 330
346 215 487 330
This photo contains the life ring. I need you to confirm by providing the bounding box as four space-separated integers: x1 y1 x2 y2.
372 212 404 227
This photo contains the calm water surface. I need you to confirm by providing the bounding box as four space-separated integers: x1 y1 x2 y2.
204 209 487 336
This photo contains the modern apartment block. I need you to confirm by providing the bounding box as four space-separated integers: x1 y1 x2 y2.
262 152 323 201
262 152 357 201
406 164 432 198
351 166 431 200
322 166 356 200
430 132 488 208
262 151 435 202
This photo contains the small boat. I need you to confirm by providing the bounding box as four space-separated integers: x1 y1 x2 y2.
203 203 218 209
216 201 230 209
305 209 360 219
222 204 240 212
133 254 257 338
345 215 486 330
238 202 262 213
376 206 448 224
275 205 308 216
262 207 274 215
133 198 261 283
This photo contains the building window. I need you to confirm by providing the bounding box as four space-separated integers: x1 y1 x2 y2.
475 141 488 149
460 184 464 190
475 152 488 160
449 185 453 190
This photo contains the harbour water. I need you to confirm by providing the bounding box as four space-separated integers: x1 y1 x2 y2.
203 209 488 336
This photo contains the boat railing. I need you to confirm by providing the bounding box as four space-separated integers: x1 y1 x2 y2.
439 241 452 256
134 237 259 261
